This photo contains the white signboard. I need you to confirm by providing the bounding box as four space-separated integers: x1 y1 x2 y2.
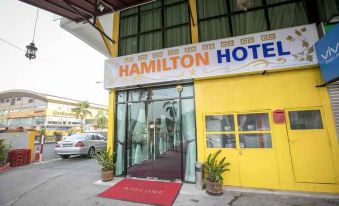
105 24 319 88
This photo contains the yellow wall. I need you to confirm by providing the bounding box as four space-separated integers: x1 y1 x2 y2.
195 67 339 193
107 12 120 154
28 130 36 161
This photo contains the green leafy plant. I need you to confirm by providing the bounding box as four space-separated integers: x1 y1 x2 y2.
72 101 92 133
204 150 230 184
95 148 114 171
0 140 10 166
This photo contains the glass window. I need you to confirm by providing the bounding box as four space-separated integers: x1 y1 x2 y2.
229 0 263 12
120 15 138 37
197 0 311 41
197 0 227 19
181 85 194 97
119 37 138 56
238 113 270 131
28 99 34 103
266 0 291 4
199 17 231 42
140 0 161 11
268 2 308 30
207 134 236 148
316 0 339 22
139 32 162 52
232 10 267 36
164 25 190 48
289 110 323 130
205 115 234 132
140 10 162 32
164 3 189 27
119 0 191 56
240 133 272 148
117 91 127 102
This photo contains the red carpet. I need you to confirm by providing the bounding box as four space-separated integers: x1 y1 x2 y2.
98 178 182 206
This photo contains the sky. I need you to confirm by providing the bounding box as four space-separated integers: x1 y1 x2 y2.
0 0 108 105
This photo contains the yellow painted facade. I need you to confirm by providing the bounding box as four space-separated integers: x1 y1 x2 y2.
195 67 339 193
105 1 339 194
106 12 120 155
28 130 36 161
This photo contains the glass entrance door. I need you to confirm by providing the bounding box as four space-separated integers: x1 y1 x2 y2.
115 85 196 181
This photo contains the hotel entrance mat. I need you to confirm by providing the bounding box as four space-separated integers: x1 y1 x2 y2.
98 178 182 206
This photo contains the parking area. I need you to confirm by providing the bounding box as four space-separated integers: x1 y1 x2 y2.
0 157 338 206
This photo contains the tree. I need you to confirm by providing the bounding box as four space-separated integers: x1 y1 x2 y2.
72 101 92 132
95 109 108 130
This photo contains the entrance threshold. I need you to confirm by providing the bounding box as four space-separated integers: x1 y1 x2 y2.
94 176 183 187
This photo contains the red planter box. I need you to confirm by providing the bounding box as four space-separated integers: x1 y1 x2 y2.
9 149 31 167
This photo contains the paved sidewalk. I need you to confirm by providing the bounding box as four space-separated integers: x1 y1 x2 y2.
0 157 338 206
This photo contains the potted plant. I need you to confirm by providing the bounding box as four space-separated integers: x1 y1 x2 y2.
95 148 114 182
204 150 230 196
0 139 10 172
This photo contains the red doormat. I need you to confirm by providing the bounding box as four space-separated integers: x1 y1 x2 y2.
98 178 182 206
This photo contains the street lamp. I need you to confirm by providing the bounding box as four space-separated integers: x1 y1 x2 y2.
25 43 37 60
25 9 39 60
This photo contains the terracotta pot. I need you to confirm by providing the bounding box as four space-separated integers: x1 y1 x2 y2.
101 170 114 182
205 180 223 196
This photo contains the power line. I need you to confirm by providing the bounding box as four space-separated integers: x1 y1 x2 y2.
0 38 25 52
0 37 56 67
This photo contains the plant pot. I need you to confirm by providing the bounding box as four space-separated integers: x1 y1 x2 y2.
205 180 223 196
101 170 114 182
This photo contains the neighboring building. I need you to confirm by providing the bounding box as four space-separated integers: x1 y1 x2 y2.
19 0 339 194
0 90 108 136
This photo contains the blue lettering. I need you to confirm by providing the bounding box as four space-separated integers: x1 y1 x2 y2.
232 47 247 61
217 49 231 63
248 44 261 59
262 42 276 58
277 41 290 56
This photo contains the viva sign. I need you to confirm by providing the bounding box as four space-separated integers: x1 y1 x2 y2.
315 24 339 82
105 24 319 88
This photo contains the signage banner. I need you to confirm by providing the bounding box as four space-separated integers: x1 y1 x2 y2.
105 24 319 88
315 23 339 82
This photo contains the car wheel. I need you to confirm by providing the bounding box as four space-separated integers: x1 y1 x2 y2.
88 147 95 158
61 155 70 159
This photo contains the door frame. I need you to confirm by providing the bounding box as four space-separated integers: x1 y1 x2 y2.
285 107 336 184
203 109 280 188
113 83 197 181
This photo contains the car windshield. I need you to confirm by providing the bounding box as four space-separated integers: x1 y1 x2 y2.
63 134 88 141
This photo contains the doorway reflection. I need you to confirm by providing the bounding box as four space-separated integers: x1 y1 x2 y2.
115 85 196 181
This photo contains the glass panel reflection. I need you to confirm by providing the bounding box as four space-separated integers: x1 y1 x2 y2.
289 110 323 130
240 133 272 148
207 134 236 148
238 113 270 131
206 115 235 132
117 91 127 102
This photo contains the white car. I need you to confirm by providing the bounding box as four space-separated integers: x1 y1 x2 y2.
55 133 107 159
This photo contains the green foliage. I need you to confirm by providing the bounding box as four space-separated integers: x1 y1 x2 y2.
72 101 92 132
95 148 114 171
204 150 230 184
39 128 46 135
95 109 108 129
0 140 10 166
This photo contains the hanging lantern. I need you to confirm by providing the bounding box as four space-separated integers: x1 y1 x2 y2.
237 0 250 11
25 42 38 60
25 9 39 60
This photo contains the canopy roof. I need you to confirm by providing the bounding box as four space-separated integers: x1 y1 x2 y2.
19 0 154 22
